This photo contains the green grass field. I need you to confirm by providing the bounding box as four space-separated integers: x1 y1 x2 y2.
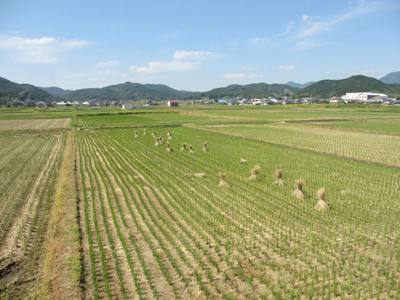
1 105 399 299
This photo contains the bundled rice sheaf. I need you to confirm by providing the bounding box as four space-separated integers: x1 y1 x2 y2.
315 188 329 211
189 144 194 154
180 143 187 151
240 158 248 164
202 141 209 152
248 164 261 181
218 172 229 188
151 131 157 138
167 131 172 140
143 128 147 135
273 169 284 185
166 142 173 153
134 131 139 138
154 138 159 146
293 179 305 199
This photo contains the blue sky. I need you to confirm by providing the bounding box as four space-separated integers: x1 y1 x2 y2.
0 0 399 90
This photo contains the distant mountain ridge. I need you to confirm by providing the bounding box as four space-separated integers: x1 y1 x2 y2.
380 71 400 84
0 76 54 104
286 81 314 89
204 83 299 99
44 82 300 101
67 82 198 101
298 75 396 98
40 86 72 96
1 73 400 103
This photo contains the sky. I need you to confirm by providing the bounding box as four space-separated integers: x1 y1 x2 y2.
0 0 399 91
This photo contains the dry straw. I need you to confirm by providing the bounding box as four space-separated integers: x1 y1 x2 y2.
273 169 284 185
248 164 261 181
218 172 229 188
293 179 304 199
186 172 207 178
240 158 248 164
180 143 187 151
167 131 172 140
143 128 147 135
166 142 173 153
202 141 209 152
315 188 329 211
189 144 194 154
134 132 138 138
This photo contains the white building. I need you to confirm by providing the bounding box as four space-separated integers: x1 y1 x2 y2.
341 92 388 103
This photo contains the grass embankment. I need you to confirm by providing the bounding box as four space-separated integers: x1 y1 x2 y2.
39 131 81 299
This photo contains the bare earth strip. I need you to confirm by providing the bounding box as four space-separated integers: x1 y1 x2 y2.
0 118 71 131
39 131 81 300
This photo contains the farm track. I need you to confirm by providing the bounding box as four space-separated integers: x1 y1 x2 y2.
0 132 64 298
77 127 400 299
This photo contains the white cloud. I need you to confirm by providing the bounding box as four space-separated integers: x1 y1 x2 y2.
173 50 215 60
130 50 216 74
280 21 294 36
62 39 90 49
96 60 119 68
279 64 295 71
296 1 382 40
130 60 199 74
0 35 89 64
223 73 259 79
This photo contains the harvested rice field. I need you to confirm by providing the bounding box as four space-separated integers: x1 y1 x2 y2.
0 118 71 131
199 123 400 167
0 130 65 298
1 106 400 299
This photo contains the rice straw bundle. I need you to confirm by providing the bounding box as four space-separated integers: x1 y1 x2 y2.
273 169 284 185
248 164 261 181
218 172 229 188
292 179 305 200
315 188 329 211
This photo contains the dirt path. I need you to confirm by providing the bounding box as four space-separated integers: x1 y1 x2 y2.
39 131 81 300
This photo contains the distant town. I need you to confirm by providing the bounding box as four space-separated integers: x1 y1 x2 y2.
42 91 399 109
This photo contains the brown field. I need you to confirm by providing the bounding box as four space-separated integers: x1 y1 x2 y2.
0 118 71 131
0 131 64 298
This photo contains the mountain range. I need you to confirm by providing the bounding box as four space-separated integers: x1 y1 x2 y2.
0 76 55 104
380 71 400 85
1 72 399 104
286 81 315 89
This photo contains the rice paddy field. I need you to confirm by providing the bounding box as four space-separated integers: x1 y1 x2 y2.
0 120 67 298
0 105 400 299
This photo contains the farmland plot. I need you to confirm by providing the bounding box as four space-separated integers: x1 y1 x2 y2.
0 131 64 298
200 123 400 167
305 118 400 136
0 118 71 131
77 126 400 299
